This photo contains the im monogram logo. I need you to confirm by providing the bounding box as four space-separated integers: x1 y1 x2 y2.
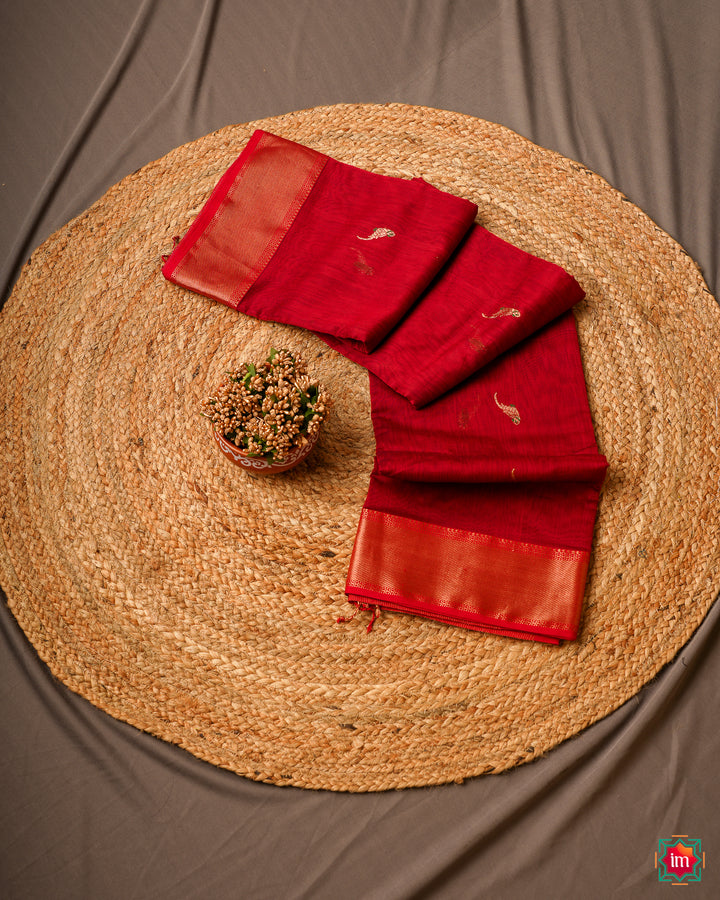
655 835 704 884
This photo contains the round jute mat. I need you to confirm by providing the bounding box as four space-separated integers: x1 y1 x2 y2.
1 104 719 792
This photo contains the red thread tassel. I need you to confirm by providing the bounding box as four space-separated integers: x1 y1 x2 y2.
337 602 380 632
366 605 381 633
336 607 359 624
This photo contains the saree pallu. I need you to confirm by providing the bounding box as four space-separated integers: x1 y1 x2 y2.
163 130 607 643
347 313 607 643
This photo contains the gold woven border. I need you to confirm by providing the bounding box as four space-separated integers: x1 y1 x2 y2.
1 103 719 791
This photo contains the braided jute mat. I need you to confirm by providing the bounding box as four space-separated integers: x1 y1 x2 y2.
1 104 719 792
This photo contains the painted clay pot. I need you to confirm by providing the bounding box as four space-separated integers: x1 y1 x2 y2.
212 428 320 475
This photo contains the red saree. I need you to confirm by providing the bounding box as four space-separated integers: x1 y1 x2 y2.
163 129 477 351
163 130 607 643
347 313 606 643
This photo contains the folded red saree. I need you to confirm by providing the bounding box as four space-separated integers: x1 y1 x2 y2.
347 313 607 643
320 222 586 407
163 129 477 351
163 130 607 643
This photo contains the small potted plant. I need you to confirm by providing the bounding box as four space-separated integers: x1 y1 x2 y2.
201 348 330 474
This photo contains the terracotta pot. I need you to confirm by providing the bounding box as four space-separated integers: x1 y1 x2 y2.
212 428 320 475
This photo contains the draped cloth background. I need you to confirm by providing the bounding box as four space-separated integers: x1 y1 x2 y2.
2 2 719 898
163 129 607 643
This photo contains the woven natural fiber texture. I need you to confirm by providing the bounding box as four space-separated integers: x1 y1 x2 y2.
1 104 719 792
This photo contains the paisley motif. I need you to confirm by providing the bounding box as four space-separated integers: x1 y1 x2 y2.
481 307 521 319
357 227 396 241
494 392 521 425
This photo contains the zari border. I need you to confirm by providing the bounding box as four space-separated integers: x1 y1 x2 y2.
346 508 590 642
162 130 328 308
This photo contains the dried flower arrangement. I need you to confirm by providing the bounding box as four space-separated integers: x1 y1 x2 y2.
201 348 330 464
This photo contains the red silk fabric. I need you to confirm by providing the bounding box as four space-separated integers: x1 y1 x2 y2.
163 130 477 351
345 313 606 643
162 130 607 642
320 223 586 407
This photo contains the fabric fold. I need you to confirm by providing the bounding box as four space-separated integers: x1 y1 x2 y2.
345 314 607 643
365 313 607 484
163 129 478 351
320 223 586 407
162 130 607 643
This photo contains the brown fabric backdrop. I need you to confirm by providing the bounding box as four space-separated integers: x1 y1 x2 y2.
1 1 718 897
